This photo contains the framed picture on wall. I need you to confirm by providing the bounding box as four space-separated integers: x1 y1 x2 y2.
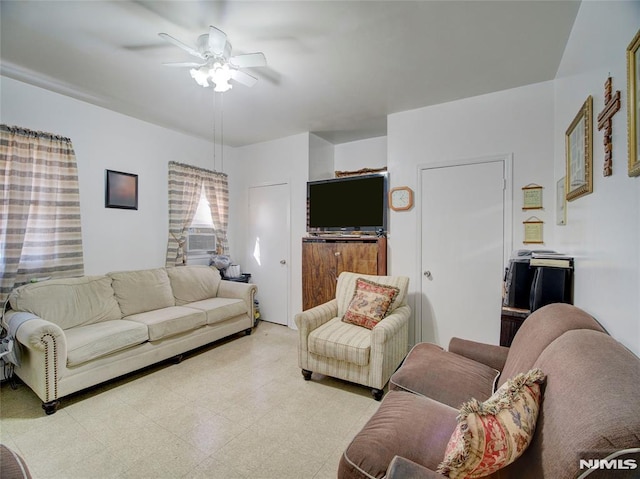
628 29 640 177
565 96 593 201
105 169 138 210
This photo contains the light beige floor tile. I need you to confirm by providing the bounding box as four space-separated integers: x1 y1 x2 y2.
0 321 382 479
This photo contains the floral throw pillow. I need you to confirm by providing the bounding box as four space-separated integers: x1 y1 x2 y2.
342 278 400 329
437 368 546 479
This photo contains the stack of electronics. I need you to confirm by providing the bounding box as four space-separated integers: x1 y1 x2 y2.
503 250 574 312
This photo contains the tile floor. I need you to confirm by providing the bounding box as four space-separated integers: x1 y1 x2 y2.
0 321 381 479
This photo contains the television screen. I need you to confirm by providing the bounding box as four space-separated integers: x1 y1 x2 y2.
307 173 388 233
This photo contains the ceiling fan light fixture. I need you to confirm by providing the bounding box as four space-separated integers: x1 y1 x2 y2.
190 67 210 88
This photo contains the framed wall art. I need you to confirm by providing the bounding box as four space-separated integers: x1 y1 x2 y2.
628 28 640 177
565 96 593 201
105 169 138 210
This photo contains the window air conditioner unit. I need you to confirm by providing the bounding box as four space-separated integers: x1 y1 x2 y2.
186 227 216 253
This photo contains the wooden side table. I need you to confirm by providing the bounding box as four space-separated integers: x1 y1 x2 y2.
500 307 530 347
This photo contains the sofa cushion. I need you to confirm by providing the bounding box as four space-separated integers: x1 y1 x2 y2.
339 390 458 479
437 369 545 479
65 320 149 367
499 330 640 479
109 268 175 317
183 297 247 325
124 306 206 341
309 317 371 366
390 342 500 408
9 276 122 330
166 265 221 305
498 303 605 388
342 278 399 329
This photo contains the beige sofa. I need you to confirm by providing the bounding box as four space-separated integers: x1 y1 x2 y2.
2 265 256 414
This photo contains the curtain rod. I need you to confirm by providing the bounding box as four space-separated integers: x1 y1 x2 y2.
1 124 72 143
169 160 227 178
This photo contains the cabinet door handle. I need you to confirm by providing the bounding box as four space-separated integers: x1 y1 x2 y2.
334 252 341 257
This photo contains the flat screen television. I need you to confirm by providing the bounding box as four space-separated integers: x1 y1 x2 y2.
306 173 388 234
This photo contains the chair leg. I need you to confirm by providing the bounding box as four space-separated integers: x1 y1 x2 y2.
371 388 384 401
301 369 312 381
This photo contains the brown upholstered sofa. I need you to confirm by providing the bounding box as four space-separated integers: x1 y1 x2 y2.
338 303 640 478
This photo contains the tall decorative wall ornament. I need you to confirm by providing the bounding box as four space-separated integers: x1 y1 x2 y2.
597 77 620 177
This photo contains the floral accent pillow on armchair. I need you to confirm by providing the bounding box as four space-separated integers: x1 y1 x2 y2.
342 278 400 329
437 368 546 479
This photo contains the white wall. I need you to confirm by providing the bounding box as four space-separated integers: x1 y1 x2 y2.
309 133 335 180
552 1 639 354
230 133 310 326
388 81 556 346
0 76 217 275
334 136 387 172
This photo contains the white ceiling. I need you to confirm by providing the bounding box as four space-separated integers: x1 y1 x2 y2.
0 0 580 146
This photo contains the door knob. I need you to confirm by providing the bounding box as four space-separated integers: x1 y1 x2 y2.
424 271 432 279
280 259 286 265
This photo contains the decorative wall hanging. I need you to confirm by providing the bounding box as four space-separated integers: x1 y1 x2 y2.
627 29 640 177
105 170 138 210
523 217 544 244
335 167 387 178
597 77 620 177
521 184 543 210
556 177 566 226
565 96 593 201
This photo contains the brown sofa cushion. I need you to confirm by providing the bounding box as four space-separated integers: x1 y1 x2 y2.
498 303 605 388
339 390 458 479
499 329 640 479
390 342 500 408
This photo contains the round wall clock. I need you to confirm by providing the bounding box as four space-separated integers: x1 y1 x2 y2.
389 186 414 211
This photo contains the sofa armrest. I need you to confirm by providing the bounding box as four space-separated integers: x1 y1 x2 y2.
387 456 446 479
294 299 338 351
217 281 258 319
448 337 509 372
6 311 67 403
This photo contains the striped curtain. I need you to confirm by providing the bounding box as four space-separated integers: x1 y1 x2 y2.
202 173 229 255
0 125 84 302
166 161 229 266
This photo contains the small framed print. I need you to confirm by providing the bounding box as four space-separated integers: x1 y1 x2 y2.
522 184 543 210
105 170 138 210
523 217 543 244
556 177 566 226
565 96 593 201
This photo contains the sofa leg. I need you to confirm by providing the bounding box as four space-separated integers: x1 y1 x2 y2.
245 328 252 336
371 388 384 401
171 354 184 364
42 400 59 415
301 369 312 381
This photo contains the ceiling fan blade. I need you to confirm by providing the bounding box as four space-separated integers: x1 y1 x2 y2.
230 52 267 69
208 26 228 55
158 33 204 59
231 69 258 87
162 62 206 68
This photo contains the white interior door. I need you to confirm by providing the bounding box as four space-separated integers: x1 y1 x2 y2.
248 183 289 326
420 158 509 347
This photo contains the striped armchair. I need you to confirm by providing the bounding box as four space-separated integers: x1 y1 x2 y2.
295 272 410 400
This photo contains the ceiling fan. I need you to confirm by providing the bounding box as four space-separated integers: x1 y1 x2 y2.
159 26 267 92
